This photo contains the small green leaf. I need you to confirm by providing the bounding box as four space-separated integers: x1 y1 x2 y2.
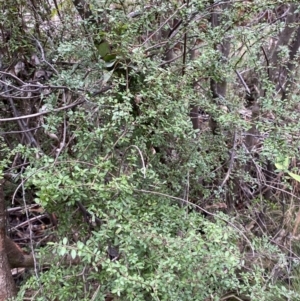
275 156 290 171
77 241 84 249
96 40 110 58
59 247 67 256
105 60 116 68
103 71 114 84
287 171 300 183
71 249 77 259
116 226 122 234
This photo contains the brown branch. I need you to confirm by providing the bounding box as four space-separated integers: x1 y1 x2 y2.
0 99 85 122
209 1 231 134
5 236 82 268
5 236 34 268
269 4 298 66
269 4 299 94
4 85 40 148
72 0 95 23
0 180 17 298
0 126 42 135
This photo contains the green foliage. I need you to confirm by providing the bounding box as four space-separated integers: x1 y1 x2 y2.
2 0 300 300
275 157 300 182
0 137 10 173
17 201 281 301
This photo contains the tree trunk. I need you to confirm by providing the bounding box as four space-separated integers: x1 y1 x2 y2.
0 179 17 300
209 1 231 134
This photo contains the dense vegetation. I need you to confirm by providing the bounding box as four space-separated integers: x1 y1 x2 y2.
1 0 300 300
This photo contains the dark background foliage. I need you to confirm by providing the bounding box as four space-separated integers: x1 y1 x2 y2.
1 1 300 300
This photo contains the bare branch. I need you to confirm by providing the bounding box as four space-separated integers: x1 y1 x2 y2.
0 99 85 122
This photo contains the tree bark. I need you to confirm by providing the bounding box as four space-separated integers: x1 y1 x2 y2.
0 179 17 300
269 4 300 98
209 1 231 134
72 0 95 24
5 237 34 269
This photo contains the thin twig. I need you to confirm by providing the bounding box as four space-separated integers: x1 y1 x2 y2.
31 35 59 75
0 126 43 135
120 145 146 178
21 168 40 284
0 99 85 122
135 188 255 255
141 4 186 47
221 131 237 187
